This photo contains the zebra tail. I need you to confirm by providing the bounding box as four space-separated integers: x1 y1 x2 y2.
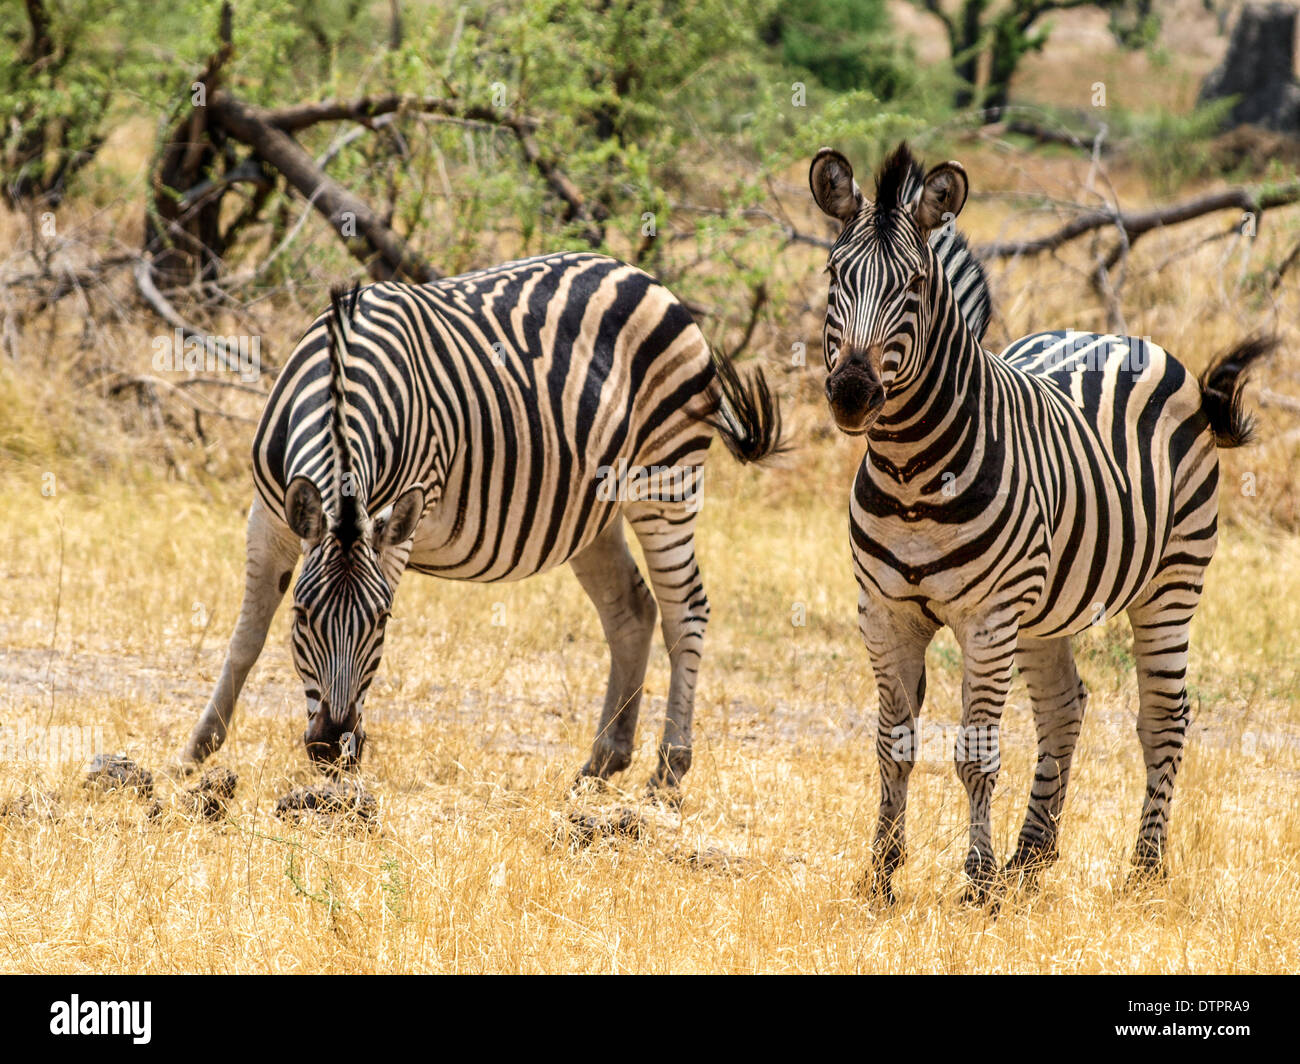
698 349 789 464
1199 334 1277 449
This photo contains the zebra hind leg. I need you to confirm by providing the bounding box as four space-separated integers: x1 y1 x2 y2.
181 496 300 769
1005 635 1087 890
568 518 658 784
1126 584 1197 882
625 500 708 799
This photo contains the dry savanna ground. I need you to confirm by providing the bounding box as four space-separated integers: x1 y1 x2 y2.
2 6 1300 974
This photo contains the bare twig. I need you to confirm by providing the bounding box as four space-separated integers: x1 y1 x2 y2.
1258 387 1300 416
1271 237 1300 293
134 257 266 380
246 92 603 246
105 372 260 424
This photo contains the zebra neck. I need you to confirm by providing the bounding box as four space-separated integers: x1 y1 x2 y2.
866 281 987 487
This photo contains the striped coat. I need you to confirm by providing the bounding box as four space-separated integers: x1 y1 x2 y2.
184 252 783 789
810 142 1270 902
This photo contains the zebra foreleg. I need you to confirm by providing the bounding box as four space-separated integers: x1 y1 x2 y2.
954 616 1019 905
627 502 707 797
1126 588 1196 880
182 496 299 767
855 595 935 906
569 519 658 783
1005 635 1087 888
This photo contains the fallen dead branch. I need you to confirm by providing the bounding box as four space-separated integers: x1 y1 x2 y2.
133 256 270 382
206 91 440 282
977 182 1300 260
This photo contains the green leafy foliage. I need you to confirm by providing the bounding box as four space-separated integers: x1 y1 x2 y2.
765 0 916 99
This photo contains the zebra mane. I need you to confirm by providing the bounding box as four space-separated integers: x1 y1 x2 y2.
929 226 992 343
326 283 364 549
876 141 992 343
873 142 924 228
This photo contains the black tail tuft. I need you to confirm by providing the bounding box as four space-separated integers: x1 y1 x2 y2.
1199 334 1276 448
698 350 789 464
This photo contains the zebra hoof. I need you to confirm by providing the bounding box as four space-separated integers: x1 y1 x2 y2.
651 744 692 791
642 778 683 810
1125 857 1168 891
961 857 999 907
1003 846 1057 892
568 772 610 799
1126 840 1168 888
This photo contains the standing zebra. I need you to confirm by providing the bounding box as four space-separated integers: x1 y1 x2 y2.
808 143 1271 902
181 252 783 793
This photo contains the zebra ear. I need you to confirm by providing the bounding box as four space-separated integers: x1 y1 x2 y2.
376 485 425 549
809 148 863 225
284 476 325 546
914 162 968 233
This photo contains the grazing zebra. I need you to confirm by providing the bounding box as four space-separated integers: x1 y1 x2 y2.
181 252 784 793
808 142 1272 902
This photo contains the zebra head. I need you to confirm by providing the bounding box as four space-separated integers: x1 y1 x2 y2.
280 284 427 770
283 477 425 769
809 142 969 435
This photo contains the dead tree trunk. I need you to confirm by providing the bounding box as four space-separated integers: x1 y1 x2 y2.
1198 2 1300 133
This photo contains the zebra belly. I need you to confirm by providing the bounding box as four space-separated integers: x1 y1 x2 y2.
1016 532 1163 638
406 492 624 583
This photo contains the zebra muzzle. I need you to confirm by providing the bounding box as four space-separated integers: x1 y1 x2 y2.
304 698 365 770
826 358 885 435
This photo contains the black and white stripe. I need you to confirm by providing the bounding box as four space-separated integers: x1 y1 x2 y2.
184 252 783 787
810 142 1271 901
